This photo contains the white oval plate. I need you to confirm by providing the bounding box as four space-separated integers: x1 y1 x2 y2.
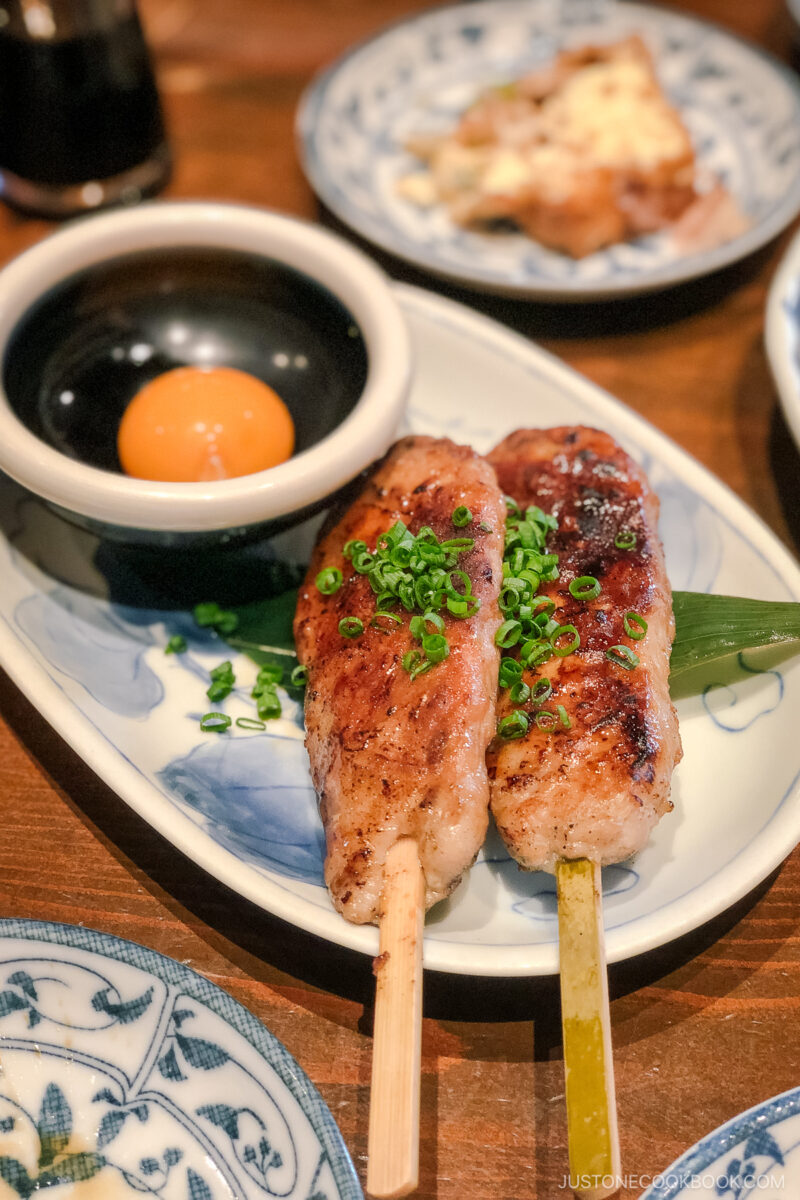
0 917 361 1199
297 0 800 300
0 284 799 976
641 1084 800 1197
766 223 800 451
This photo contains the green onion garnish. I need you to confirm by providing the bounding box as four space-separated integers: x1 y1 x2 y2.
236 717 267 731
338 616 364 638
200 712 231 733
496 620 522 648
452 506 473 528
498 657 523 687
556 704 571 729
614 530 637 550
316 566 343 595
550 624 580 657
194 601 239 635
569 576 601 601
165 634 187 655
422 632 449 663
623 611 648 640
207 660 235 702
256 687 282 719
510 680 531 704
606 645 640 670
531 678 553 704
498 710 529 740
290 664 308 687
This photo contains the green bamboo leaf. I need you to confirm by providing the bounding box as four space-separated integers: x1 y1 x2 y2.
670 592 800 700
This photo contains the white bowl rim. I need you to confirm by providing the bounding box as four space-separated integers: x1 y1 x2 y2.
0 200 411 531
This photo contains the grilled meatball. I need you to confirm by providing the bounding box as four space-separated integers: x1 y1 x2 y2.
294 435 505 924
486 426 682 870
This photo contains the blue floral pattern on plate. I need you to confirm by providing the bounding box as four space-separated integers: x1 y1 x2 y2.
641 1085 800 1197
0 285 798 977
297 0 800 299
0 918 361 1199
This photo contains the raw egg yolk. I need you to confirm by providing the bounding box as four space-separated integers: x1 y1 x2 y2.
117 365 295 482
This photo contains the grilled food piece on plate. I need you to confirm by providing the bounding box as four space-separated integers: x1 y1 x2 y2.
294 435 505 924
486 426 682 870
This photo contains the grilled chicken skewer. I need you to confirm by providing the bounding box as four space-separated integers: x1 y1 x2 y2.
486 426 682 1199
294 434 505 1196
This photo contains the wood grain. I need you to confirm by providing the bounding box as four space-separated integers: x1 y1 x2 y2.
1 3 799 1198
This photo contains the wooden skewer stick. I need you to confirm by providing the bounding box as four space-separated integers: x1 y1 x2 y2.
367 837 425 1199
556 858 621 1200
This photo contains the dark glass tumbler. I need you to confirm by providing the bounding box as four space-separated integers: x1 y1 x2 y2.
0 0 170 218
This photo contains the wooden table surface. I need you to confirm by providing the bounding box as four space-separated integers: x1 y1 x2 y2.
2 1 799 1197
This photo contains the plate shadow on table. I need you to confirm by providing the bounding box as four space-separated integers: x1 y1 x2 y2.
315 203 780 342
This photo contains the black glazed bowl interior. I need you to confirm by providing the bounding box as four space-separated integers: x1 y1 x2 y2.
5 246 368 478
0 202 411 549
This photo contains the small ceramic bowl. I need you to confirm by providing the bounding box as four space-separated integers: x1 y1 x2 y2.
0 201 411 546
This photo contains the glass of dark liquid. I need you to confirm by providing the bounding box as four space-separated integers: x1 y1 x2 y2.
0 0 170 218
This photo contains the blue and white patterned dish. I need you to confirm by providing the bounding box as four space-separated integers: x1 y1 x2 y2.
297 0 800 299
765 224 800 451
0 918 361 1199
640 1084 800 1197
1 284 799 976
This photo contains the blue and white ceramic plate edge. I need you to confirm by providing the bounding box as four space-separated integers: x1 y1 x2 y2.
297 0 800 300
0 916 363 1200
765 223 800 451
640 1082 800 1197
0 283 799 977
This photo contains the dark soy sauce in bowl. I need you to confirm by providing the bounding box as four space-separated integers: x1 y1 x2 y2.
3 246 369 474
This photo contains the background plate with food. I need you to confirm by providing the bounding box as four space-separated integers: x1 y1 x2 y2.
0 285 798 975
0 918 362 1200
297 0 800 299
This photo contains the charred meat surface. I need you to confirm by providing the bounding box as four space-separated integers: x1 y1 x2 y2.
294 435 505 924
487 426 682 870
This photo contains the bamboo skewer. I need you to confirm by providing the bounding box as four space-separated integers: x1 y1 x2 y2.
556 858 621 1200
367 837 425 1199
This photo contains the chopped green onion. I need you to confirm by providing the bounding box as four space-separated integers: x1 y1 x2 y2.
422 633 449 663
165 634 187 655
338 616 364 638
510 680 531 704
479 522 493 533
207 660 235 702
498 710 529 740
236 717 267 731
256 687 282 719
452 506 473 527
550 624 580 657
606 644 640 670
496 620 522 648
253 661 283 687
200 712 231 733
194 601 239 635
556 704 571 729
316 566 343 595
569 576 601 601
614 530 637 550
499 657 523 688
402 649 422 674
531 679 553 704
290 664 309 687
624 611 648 640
